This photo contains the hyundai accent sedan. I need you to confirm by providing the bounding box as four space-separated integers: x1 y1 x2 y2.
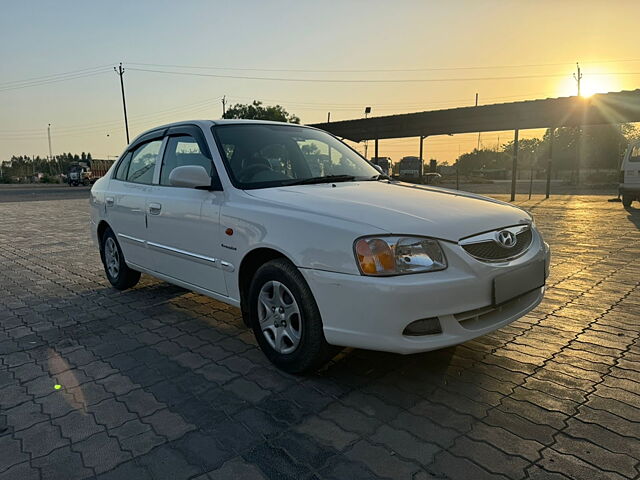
90 120 550 373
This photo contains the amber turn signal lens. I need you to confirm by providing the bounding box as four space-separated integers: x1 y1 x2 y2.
355 238 395 275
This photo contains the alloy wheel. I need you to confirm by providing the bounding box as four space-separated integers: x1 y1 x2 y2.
257 280 302 354
104 237 120 279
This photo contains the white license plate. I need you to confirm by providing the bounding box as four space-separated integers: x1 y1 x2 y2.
493 261 545 305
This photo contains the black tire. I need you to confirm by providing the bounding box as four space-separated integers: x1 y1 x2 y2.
100 228 141 290
248 258 339 373
622 194 633 208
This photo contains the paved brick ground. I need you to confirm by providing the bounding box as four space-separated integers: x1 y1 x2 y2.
0 195 638 480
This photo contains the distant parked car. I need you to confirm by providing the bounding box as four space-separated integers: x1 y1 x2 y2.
619 140 640 207
90 120 550 373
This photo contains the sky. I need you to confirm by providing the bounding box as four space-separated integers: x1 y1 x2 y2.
2 0 640 164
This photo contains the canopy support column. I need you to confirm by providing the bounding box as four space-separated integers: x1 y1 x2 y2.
510 129 519 202
546 128 554 198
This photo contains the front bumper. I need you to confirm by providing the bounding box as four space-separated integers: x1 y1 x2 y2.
300 233 549 354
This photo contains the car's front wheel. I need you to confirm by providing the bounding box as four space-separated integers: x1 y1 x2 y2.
100 228 141 290
248 258 338 373
622 194 633 207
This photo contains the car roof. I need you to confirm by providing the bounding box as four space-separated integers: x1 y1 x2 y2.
129 119 320 146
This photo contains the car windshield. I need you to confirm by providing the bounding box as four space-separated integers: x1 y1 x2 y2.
212 124 380 189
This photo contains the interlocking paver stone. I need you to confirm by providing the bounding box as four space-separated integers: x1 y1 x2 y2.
74 431 132 473
0 194 639 480
15 421 68 458
0 436 28 473
53 409 104 442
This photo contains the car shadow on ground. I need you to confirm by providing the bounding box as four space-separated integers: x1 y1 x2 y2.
22 276 497 479
625 205 640 230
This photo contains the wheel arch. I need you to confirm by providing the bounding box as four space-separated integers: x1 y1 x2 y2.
238 247 292 326
96 220 112 260
97 220 111 243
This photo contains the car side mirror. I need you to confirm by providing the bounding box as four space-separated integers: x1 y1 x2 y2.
373 164 384 174
169 165 212 189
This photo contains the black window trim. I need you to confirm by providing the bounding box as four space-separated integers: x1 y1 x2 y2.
110 127 166 182
114 151 133 181
158 124 223 191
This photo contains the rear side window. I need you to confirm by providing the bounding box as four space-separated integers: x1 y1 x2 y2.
160 135 213 186
127 140 162 184
114 152 132 180
630 145 640 162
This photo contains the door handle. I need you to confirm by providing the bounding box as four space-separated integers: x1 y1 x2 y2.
105 196 114 207
148 202 162 215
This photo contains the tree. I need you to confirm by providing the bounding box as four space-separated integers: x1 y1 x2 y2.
222 100 300 124
502 138 542 169
455 148 511 173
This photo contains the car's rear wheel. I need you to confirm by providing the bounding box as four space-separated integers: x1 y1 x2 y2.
101 228 141 290
248 258 338 373
622 194 633 207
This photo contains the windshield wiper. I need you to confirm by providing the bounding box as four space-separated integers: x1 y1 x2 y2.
284 175 356 186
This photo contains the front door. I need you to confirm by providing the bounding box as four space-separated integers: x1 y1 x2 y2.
106 139 163 269
145 132 227 295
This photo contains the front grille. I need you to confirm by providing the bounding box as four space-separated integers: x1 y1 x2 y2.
462 228 532 261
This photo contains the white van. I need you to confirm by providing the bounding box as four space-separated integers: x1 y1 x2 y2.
620 140 640 207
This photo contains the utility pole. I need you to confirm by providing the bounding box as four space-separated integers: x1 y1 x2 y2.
363 106 371 159
573 62 583 184
573 62 583 97
114 63 130 144
475 93 481 150
327 112 331 123
47 124 53 160
47 123 55 174
221 95 226 117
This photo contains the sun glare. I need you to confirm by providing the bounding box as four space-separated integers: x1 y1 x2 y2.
580 76 616 97
557 69 620 98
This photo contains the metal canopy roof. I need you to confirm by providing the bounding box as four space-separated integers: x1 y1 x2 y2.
309 89 640 142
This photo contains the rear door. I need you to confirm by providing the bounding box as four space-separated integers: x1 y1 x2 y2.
106 137 164 269
145 126 227 295
623 143 640 188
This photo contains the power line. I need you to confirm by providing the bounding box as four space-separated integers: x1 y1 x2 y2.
0 89 554 137
0 69 112 93
0 64 115 87
0 98 223 139
0 96 223 135
125 57 640 73
126 66 577 84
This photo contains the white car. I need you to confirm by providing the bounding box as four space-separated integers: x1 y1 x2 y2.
90 120 550 373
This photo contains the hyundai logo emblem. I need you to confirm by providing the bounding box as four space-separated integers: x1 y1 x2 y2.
495 230 517 248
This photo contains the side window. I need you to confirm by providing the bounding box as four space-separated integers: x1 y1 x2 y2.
630 145 640 162
114 152 132 180
160 135 213 186
127 140 162 184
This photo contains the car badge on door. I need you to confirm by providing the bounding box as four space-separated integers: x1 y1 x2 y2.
495 230 517 248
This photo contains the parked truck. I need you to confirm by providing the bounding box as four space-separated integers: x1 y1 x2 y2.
370 157 392 175
67 159 114 186
398 156 423 180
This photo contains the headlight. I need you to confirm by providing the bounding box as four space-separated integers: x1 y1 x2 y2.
354 236 447 276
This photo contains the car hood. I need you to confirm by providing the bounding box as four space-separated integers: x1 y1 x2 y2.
245 181 531 242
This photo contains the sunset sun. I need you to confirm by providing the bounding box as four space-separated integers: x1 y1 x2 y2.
580 76 618 97
558 69 621 98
